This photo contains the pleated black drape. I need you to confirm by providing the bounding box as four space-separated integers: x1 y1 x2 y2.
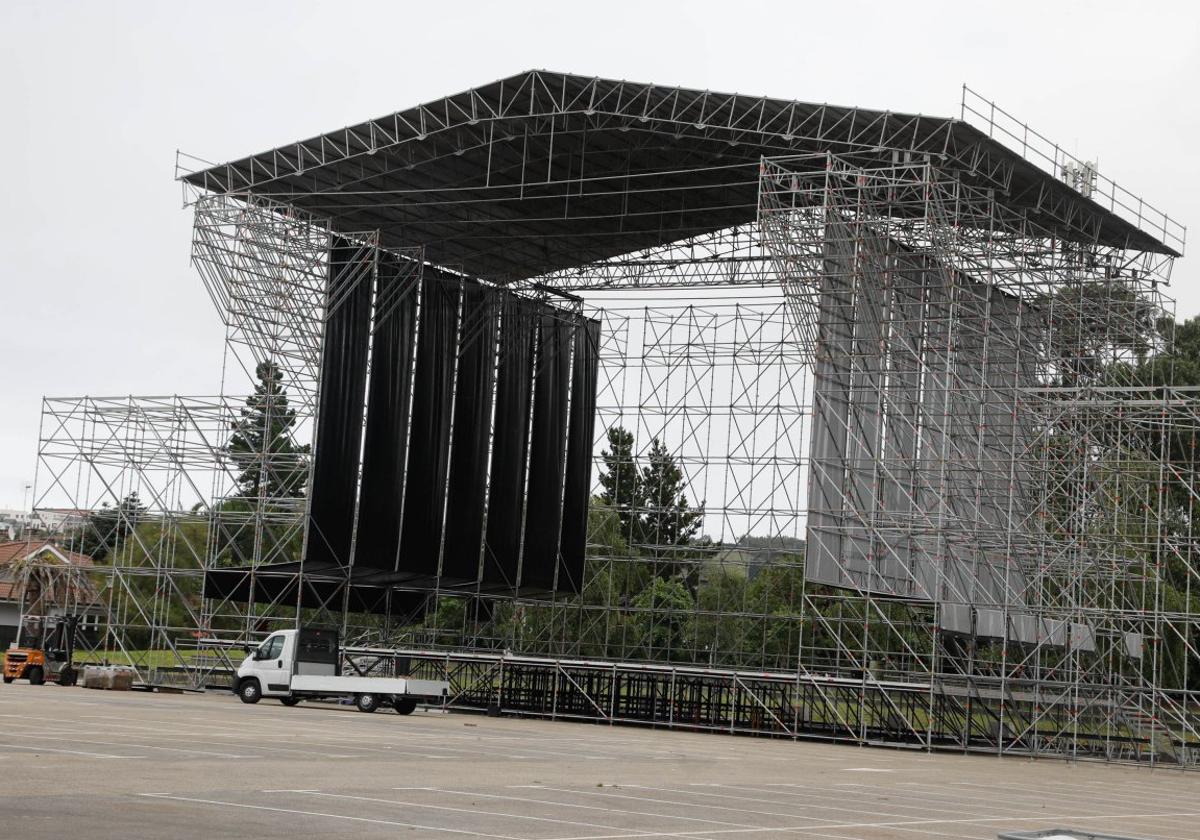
397 275 461 579
441 282 498 583
353 255 418 572
306 238 372 568
521 311 573 591
482 295 536 589
557 317 601 593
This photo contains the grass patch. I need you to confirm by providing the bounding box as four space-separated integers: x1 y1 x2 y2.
73 648 233 669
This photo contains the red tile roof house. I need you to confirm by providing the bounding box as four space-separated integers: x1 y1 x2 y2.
0 541 103 650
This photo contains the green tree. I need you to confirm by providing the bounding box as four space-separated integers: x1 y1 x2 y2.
74 492 147 563
628 576 695 660
638 437 703 552
596 427 704 558
227 360 310 499
598 426 640 542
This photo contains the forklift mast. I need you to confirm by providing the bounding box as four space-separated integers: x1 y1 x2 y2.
46 615 80 662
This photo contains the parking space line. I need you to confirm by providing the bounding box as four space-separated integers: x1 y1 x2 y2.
951 777 1200 810
301 790 666 836
525 808 1200 840
419 787 753 831
1 729 250 759
137 793 526 838
0 741 141 758
658 782 982 838
23 715 373 759
532 785 816 826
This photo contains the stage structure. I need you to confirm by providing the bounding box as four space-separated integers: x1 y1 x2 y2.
34 72 1200 766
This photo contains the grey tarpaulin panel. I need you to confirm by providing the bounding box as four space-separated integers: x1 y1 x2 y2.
882 243 923 599
805 220 1038 608
558 317 601 594
354 254 418 571
808 221 937 598
521 310 573 591
1071 622 1097 653
305 237 373 569
397 275 461 579
1008 612 1040 644
938 602 973 635
806 222 854 592
1042 618 1068 647
843 223 886 592
441 281 498 583
915 256 953 601
975 608 1006 639
941 275 1034 607
483 294 537 589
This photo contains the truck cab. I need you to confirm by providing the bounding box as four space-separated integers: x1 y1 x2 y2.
237 628 337 694
234 628 447 714
238 630 302 696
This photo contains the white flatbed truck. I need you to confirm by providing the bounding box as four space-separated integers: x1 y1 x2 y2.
233 628 448 714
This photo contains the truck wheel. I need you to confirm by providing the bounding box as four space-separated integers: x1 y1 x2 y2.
58 666 77 687
237 679 262 704
279 696 300 707
393 697 417 716
355 693 380 713
27 666 44 686
2 677 12 684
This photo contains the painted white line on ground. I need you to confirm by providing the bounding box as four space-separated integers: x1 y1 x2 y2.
18 716 375 759
137 793 524 839
704 781 997 821
951 777 1200 810
301 790 659 835
0 728 250 759
534 785 807 826
525 809 1200 840
648 781 981 826
417 787 753 831
0 741 140 759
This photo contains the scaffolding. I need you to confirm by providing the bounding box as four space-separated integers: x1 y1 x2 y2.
32 73 1198 766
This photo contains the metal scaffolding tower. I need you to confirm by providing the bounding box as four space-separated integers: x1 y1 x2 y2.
31 73 1197 767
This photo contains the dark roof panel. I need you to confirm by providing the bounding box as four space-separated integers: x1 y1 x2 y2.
182 70 1178 280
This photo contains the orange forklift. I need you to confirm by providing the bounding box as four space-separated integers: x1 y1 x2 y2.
3 615 80 686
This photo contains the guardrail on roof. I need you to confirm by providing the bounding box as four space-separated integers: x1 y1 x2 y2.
961 85 1186 257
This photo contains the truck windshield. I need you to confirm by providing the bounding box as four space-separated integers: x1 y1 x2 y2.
257 636 283 660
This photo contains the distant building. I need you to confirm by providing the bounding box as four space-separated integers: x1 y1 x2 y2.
34 509 89 533
0 540 103 649
0 508 88 542
0 509 35 540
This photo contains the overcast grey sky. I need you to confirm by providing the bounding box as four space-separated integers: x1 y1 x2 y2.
1 0 1197 510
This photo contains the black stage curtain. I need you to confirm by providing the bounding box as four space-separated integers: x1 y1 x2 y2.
397 275 461 579
305 238 372 568
441 282 498 584
558 318 601 593
353 255 419 571
521 311 573 591
482 295 537 589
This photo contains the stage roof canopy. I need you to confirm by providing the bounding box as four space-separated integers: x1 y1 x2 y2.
181 69 1180 281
